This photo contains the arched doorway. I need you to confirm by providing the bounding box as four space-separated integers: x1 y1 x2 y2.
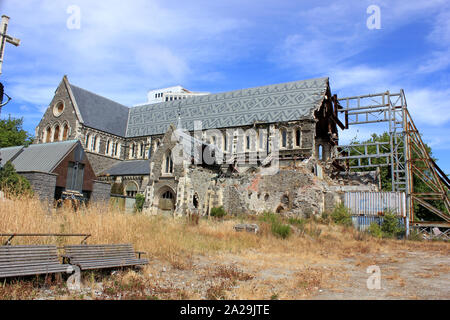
157 186 176 215
124 182 138 197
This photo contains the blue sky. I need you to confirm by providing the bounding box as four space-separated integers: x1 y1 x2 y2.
0 0 449 173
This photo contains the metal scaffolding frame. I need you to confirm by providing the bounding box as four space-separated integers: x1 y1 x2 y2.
332 90 449 225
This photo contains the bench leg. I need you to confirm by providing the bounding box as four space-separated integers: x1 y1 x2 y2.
66 265 81 291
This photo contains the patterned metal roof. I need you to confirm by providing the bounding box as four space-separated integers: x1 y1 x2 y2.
99 159 150 176
2 140 78 173
70 84 130 137
126 77 329 137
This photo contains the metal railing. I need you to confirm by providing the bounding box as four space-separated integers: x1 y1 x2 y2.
0 233 91 245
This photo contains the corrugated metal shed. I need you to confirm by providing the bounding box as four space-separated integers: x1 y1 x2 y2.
345 192 406 217
4 140 78 173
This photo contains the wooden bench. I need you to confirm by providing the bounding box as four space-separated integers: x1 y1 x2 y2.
0 245 74 278
63 244 148 271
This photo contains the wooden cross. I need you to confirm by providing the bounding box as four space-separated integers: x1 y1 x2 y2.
0 15 20 75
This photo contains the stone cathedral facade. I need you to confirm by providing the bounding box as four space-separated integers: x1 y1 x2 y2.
35 75 371 216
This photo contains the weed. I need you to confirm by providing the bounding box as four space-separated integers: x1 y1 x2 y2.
381 211 403 238
212 265 254 281
210 206 227 219
206 280 231 300
271 222 291 239
331 203 353 227
288 217 306 228
368 222 383 238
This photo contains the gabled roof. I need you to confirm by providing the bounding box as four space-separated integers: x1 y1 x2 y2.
69 84 129 137
99 159 150 176
0 145 24 166
61 76 329 139
126 77 329 137
0 140 79 173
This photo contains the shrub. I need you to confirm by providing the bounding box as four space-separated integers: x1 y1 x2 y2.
331 203 353 227
259 211 291 239
368 222 383 238
134 194 145 213
381 211 403 238
271 222 291 239
210 206 227 218
0 161 32 196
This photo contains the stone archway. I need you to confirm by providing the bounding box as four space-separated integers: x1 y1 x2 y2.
157 186 176 215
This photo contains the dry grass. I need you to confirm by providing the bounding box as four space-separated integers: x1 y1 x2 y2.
1 195 449 300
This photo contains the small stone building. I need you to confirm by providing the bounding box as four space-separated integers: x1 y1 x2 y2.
0 140 110 204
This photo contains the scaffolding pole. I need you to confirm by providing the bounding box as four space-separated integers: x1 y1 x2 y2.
333 90 449 229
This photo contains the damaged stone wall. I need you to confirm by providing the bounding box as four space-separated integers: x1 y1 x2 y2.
218 160 340 217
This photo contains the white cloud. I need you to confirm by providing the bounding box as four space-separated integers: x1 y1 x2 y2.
330 66 394 92
1 0 248 106
405 88 450 126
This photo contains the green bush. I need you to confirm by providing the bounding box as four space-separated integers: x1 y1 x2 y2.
271 222 291 239
259 211 292 239
0 161 32 196
368 222 383 238
134 194 145 213
381 211 403 238
210 206 227 218
331 203 353 227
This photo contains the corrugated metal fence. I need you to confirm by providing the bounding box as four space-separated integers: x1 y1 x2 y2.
344 192 407 231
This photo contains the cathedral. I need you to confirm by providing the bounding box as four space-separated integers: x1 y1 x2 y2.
35 75 375 216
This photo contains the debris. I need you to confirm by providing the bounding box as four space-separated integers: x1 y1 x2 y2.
234 223 259 233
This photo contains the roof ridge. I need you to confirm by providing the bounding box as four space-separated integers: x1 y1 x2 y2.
135 76 330 109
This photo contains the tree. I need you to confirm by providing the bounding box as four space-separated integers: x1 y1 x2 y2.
0 161 32 196
134 193 145 213
0 116 34 148
348 132 447 221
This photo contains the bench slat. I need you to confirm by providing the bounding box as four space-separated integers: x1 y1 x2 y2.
0 260 62 269
0 245 69 279
70 258 145 265
65 253 134 259
0 248 58 254
64 249 135 255
0 245 57 249
65 243 133 248
63 244 148 271
0 265 72 278
64 246 132 251
77 260 148 270
0 264 71 273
